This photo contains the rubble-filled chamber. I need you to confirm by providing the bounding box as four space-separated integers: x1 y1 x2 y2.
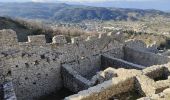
61 54 145 93
144 66 170 81
65 76 144 100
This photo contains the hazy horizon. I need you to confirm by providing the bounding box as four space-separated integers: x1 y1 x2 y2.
0 0 169 11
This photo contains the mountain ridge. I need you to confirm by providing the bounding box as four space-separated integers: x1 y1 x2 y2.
0 2 170 22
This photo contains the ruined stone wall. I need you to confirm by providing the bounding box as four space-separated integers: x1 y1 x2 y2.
0 83 3 100
70 55 101 78
28 35 46 44
64 77 136 100
61 55 103 93
8 51 62 100
0 29 18 51
0 81 17 100
0 30 124 100
124 46 170 66
65 63 170 100
0 54 13 85
124 39 158 53
3 81 17 100
62 64 91 93
1 29 169 100
60 37 124 93
61 53 145 94
101 55 145 70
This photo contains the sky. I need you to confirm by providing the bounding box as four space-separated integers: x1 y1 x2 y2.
0 0 169 11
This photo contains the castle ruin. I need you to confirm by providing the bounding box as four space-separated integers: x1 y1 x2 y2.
0 29 170 100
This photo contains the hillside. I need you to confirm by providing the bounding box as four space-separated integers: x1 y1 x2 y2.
0 3 170 22
0 17 33 42
0 17 91 43
0 17 52 42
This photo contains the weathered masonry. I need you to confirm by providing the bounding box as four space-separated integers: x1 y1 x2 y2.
1 29 170 100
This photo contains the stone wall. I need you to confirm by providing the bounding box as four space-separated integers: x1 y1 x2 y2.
0 29 124 100
52 35 67 45
71 55 101 78
62 64 91 93
0 83 3 100
124 46 170 66
0 29 18 51
61 55 101 93
61 53 146 94
1 28 170 100
8 51 62 100
0 53 14 84
64 63 170 100
0 81 17 100
124 39 147 50
1 29 165 100
101 54 145 70
64 77 136 100
28 35 46 44
125 39 158 53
